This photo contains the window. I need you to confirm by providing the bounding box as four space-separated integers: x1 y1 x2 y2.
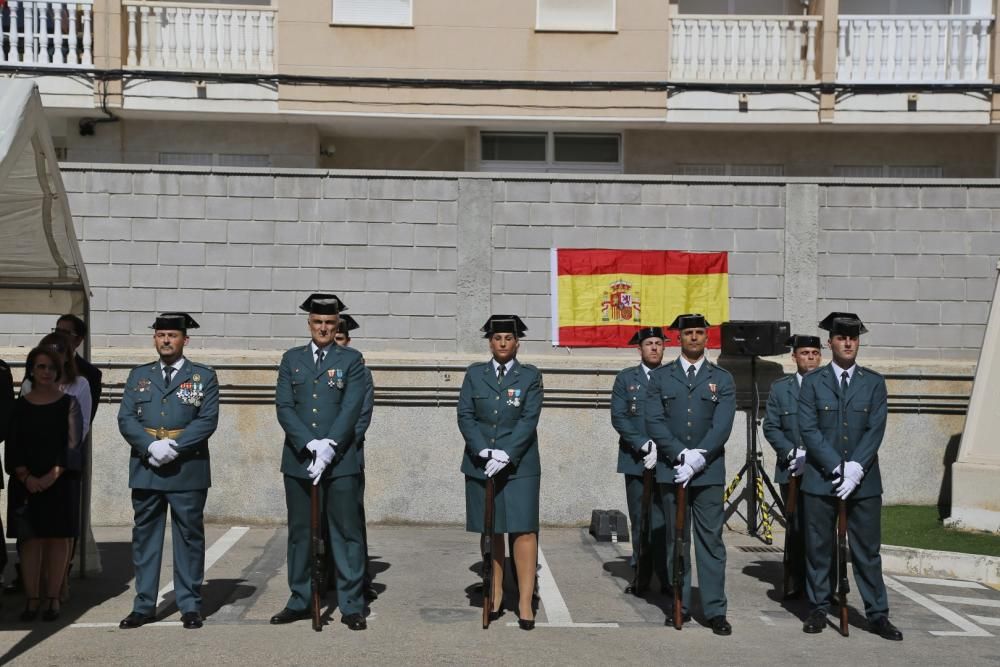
537 0 615 32
480 132 622 173
834 165 943 178
677 0 798 15
839 0 953 15
160 152 272 167
678 163 784 176
332 0 412 27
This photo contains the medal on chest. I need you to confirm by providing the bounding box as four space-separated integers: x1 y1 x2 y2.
628 385 640 415
708 383 719 403
506 388 521 407
176 381 204 407
136 378 151 393
328 368 344 389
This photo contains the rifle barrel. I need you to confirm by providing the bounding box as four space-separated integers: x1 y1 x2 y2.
310 484 322 632
672 483 687 630
481 477 496 629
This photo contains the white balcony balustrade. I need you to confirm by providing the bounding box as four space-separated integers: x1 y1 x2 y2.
837 15 994 83
670 15 821 83
0 1 94 67
123 1 275 73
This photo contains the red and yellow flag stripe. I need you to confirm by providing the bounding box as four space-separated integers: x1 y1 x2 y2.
551 249 729 348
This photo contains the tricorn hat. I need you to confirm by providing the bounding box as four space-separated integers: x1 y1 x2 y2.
785 334 822 350
299 293 347 315
150 312 199 332
481 315 527 339
668 313 710 331
628 326 667 346
336 314 359 335
818 312 868 336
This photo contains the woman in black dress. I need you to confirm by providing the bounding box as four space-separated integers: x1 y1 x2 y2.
6 347 82 621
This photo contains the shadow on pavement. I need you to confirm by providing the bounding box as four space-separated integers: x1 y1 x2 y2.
0 540 132 665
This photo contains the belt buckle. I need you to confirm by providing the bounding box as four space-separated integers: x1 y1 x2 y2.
156 427 168 439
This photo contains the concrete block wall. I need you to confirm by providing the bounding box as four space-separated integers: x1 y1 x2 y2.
3 166 998 362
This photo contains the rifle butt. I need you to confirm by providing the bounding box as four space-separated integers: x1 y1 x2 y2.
310 484 322 632
782 475 800 597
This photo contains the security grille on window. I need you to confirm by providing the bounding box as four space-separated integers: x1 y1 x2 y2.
834 165 943 178
480 132 622 173
537 0 615 32
333 0 412 27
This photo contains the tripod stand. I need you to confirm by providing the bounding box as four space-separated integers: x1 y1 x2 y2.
722 356 786 544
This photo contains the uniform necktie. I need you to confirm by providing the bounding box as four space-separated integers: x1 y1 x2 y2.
163 366 174 388
497 364 505 384
687 364 696 383
840 370 849 393
316 349 325 368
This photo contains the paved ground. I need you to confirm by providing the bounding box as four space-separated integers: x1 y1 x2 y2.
1 525 999 666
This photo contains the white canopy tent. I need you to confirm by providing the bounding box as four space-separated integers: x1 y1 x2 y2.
0 79 98 574
0 79 89 315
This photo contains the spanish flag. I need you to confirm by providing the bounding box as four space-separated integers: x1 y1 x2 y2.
550 249 729 348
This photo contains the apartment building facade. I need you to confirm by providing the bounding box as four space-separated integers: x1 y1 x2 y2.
3 0 1000 175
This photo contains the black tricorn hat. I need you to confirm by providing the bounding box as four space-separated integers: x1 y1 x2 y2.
336 314 359 335
818 312 869 336
481 315 527 338
150 312 199 332
786 334 822 350
300 293 347 315
668 313 710 331
628 326 667 346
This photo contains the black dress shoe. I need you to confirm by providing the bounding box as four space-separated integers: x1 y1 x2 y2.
181 611 203 629
803 609 827 634
869 617 903 641
342 613 367 630
518 618 535 631
364 586 379 602
269 607 310 625
119 612 154 629
664 612 692 626
709 616 732 636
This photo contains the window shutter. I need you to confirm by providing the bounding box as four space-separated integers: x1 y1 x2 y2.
333 0 412 26
537 0 615 32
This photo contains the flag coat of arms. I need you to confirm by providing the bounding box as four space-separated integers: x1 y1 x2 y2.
550 248 729 348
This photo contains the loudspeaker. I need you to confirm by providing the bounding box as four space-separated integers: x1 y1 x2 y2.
721 320 791 358
589 509 629 543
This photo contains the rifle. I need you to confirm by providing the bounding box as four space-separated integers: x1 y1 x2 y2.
836 458 850 637
310 483 324 632
782 473 800 598
481 477 496 629
672 474 687 630
631 468 654 596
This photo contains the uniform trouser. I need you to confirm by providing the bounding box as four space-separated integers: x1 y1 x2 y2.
623 473 668 583
130 488 208 615
802 492 890 621
284 474 365 616
660 483 727 618
326 470 371 587
780 482 806 594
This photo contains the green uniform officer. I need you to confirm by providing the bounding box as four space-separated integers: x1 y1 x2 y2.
458 315 543 631
117 313 219 630
798 312 902 641
270 294 368 631
331 314 378 602
610 326 670 595
762 334 823 599
644 314 736 636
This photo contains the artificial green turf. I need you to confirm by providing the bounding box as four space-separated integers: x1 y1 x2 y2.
882 505 1000 557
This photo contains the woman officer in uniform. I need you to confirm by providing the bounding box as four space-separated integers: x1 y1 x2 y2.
458 315 543 630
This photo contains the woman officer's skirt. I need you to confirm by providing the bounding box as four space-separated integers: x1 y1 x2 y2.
465 474 540 534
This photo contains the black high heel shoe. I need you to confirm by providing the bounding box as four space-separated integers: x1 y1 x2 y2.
42 598 61 622
488 604 505 622
517 605 535 631
20 598 41 622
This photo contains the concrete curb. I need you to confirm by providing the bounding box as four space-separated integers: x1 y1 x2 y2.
882 544 1000 586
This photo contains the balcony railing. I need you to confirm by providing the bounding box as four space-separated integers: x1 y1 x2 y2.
837 15 993 83
0 1 94 68
123 1 275 73
670 15 820 83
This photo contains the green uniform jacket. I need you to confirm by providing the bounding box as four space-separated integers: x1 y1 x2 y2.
797 363 887 499
276 343 366 480
643 359 737 486
117 359 219 491
458 360 543 480
355 365 374 469
762 374 802 485
610 365 670 481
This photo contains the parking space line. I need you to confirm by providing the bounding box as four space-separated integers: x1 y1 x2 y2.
883 575 992 638
928 595 1000 609
157 526 251 607
968 615 1000 627
525 547 619 629
893 576 987 590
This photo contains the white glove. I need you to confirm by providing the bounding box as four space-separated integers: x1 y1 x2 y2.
478 449 510 464
485 458 509 478
673 462 695 487
788 448 806 477
307 439 336 466
835 476 859 499
147 439 177 466
843 461 864 485
680 448 708 473
641 442 657 470
307 457 327 486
